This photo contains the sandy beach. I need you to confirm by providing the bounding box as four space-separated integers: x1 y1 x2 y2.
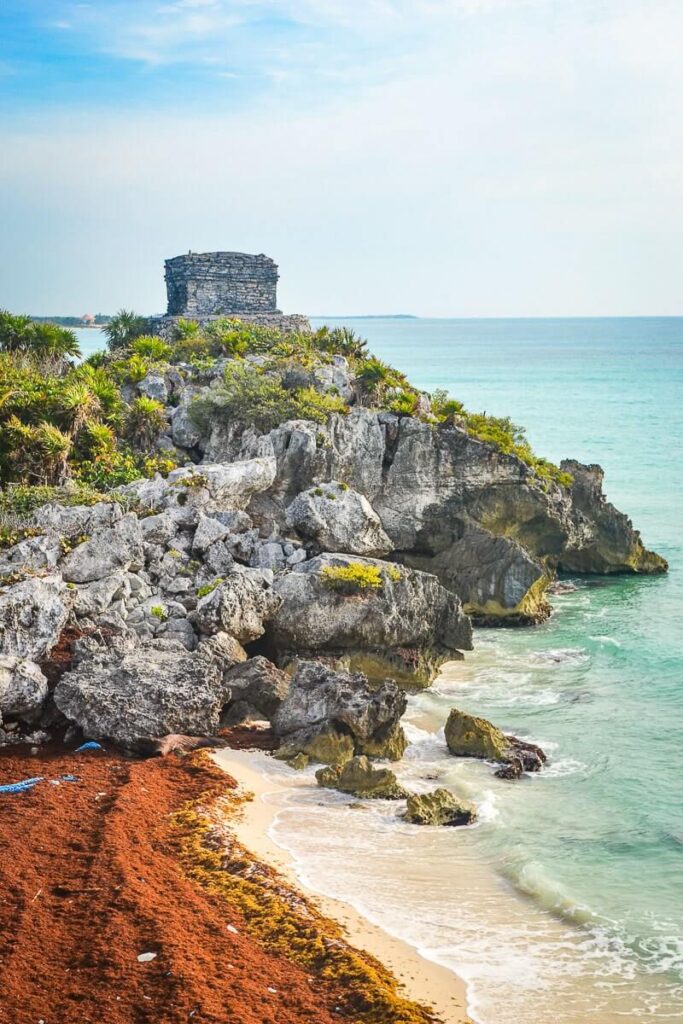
213 746 471 1024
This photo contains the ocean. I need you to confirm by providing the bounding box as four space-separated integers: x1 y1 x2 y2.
79 318 683 1021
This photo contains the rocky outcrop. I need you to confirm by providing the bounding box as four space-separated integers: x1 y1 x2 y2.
269 554 472 686
235 411 664 623
403 788 477 826
556 461 668 574
272 660 407 763
316 756 407 799
54 637 237 748
0 576 68 661
400 525 551 625
286 482 392 557
445 708 546 776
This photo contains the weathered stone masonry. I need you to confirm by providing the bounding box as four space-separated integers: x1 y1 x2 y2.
148 250 310 336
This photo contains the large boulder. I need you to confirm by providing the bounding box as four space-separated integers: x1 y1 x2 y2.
404 788 477 826
61 513 144 583
0 576 69 660
54 637 234 748
268 554 472 686
272 660 407 762
316 756 407 799
445 708 546 775
193 566 281 642
223 656 289 720
169 458 276 509
0 656 48 722
286 482 392 557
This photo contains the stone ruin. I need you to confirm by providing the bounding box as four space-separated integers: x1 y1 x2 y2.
147 250 310 336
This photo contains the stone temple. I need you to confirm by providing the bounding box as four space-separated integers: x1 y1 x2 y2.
147 250 309 336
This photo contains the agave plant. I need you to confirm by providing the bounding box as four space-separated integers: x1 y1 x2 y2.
354 356 406 406
125 396 167 446
130 335 172 361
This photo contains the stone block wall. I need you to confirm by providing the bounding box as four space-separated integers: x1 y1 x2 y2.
165 252 279 316
146 313 311 339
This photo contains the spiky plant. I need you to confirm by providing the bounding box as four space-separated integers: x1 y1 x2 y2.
103 309 146 351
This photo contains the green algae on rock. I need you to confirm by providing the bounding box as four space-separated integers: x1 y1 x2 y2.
444 707 547 775
404 788 477 827
316 755 408 799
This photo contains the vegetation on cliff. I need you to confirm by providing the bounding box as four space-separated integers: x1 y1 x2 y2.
0 308 571 504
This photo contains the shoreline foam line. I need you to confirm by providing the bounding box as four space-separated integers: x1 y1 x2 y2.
213 747 472 1024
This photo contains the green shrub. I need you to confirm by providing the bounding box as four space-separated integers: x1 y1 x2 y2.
190 362 347 433
196 578 224 598
431 389 465 424
386 389 419 416
0 310 80 360
125 396 167 446
130 335 172 361
312 326 368 360
321 563 384 593
354 356 407 406
150 604 167 621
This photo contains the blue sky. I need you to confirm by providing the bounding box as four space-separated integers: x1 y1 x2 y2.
1 1 682 315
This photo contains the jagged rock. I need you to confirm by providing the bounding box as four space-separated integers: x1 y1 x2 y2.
169 458 276 509
192 515 229 554
404 788 477 826
223 656 289 719
138 372 169 403
54 637 233 748
0 534 63 573
32 500 122 538
171 390 205 449
251 541 286 572
269 554 472 686
0 576 69 660
0 656 48 722
61 514 144 583
557 461 668 574
316 756 407 799
274 722 355 766
272 660 407 760
286 482 392 557
401 525 551 625
200 630 248 668
72 571 130 617
140 512 178 546
445 708 546 774
193 566 281 642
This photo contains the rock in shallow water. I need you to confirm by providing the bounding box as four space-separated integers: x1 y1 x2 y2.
444 707 546 776
316 756 407 799
403 788 477 826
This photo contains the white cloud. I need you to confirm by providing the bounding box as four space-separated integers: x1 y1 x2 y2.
2 0 683 314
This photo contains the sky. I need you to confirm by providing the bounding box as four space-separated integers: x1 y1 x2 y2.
1 0 682 317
